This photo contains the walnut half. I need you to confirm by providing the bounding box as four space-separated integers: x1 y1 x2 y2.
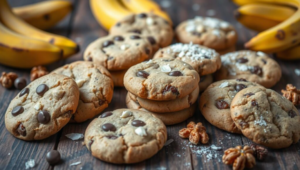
179 121 209 145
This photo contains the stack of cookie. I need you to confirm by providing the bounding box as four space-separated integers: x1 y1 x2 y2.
154 43 221 91
84 13 174 87
124 59 200 125
200 79 300 149
175 16 237 55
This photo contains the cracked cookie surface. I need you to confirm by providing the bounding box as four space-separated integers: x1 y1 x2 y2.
124 58 200 101
215 50 282 88
126 93 195 125
199 79 262 133
175 17 237 51
5 73 79 140
84 33 153 71
110 13 173 49
231 86 300 149
153 43 221 75
52 61 114 123
84 108 167 164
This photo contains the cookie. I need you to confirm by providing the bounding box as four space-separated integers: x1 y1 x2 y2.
124 59 200 100
5 73 79 140
126 93 195 125
84 108 167 164
175 16 237 51
110 69 127 87
199 79 262 133
110 13 173 49
215 50 282 88
231 86 300 149
52 61 114 122
199 74 213 92
84 33 153 71
153 43 221 75
128 86 199 113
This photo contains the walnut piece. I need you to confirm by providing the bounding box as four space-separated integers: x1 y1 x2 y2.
30 66 48 81
250 144 268 161
222 146 256 170
281 84 300 106
179 121 209 145
0 72 18 88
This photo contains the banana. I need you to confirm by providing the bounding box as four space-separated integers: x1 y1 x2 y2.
235 4 295 32
120 0 172 25
13 0 72 30
276 44 300 60
232 0 298 7
0 0 78 58
0 22 62 68
90 0 132 30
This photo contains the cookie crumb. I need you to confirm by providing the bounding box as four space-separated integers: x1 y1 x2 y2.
65 133 84 140
25 159 35 169
295 69 300 76
69 161 81 166
206 9 216 16
164 139 174 146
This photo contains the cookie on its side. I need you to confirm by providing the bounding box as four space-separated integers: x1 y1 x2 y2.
231 86 300 149
84 108 167 164
199 79 262 133
215 50 282 88
52 61 114 123
5 73 79 140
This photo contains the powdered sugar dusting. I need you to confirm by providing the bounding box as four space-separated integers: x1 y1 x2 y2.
221 51 255 75
254 115 267 126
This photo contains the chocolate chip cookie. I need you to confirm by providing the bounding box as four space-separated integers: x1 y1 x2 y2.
199 79 262 133
175 17 237 51
110 13 173 49
84 108 167 163
128 86 199 113
199 74 213 92
84 33 153 71
153 43 221 75
52 61 114 123
124 59 200 100
215 51 282 88
231 86 300 149
5 73 80 140
126 93 195 125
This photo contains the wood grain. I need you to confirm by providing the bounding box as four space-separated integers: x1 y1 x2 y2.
0 0 300 170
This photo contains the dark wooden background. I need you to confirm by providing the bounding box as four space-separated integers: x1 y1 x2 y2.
1 0 300 169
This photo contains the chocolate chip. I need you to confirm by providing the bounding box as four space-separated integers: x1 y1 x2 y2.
14 78 27 90
137 13 147 18
200 76 206 82
244 92 255 97
130 35 141 40
114 36 124 41
236 78 247 82
88 56 93 61
36 84 49 96
236 58 248 63
251 66 263 76
261 59 267 64
215 100 229 109
103 40 114 47
19 88 29 97
116 22 121 27
168 71 183 76
38 110 51 124
163 85 179 96
100 111 113 118
102 123 116 132
251 100 258 106
145 48 150 55
12 106 24 116
288 110 297 118
17 123 26 136
235 84 247 92
46 150 61 165
129 29 141 34
192 32 201 37
136 71 149 78
108 56 114 60
131 120 146 127
105 135 118 139
204 55 211 59
147 36 156 45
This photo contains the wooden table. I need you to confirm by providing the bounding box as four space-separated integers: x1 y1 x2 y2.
1 0 300 169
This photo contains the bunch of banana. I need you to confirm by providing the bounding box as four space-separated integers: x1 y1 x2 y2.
90 0 172 30
233 0 300 60
0 0 78 68
13 0 72 30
